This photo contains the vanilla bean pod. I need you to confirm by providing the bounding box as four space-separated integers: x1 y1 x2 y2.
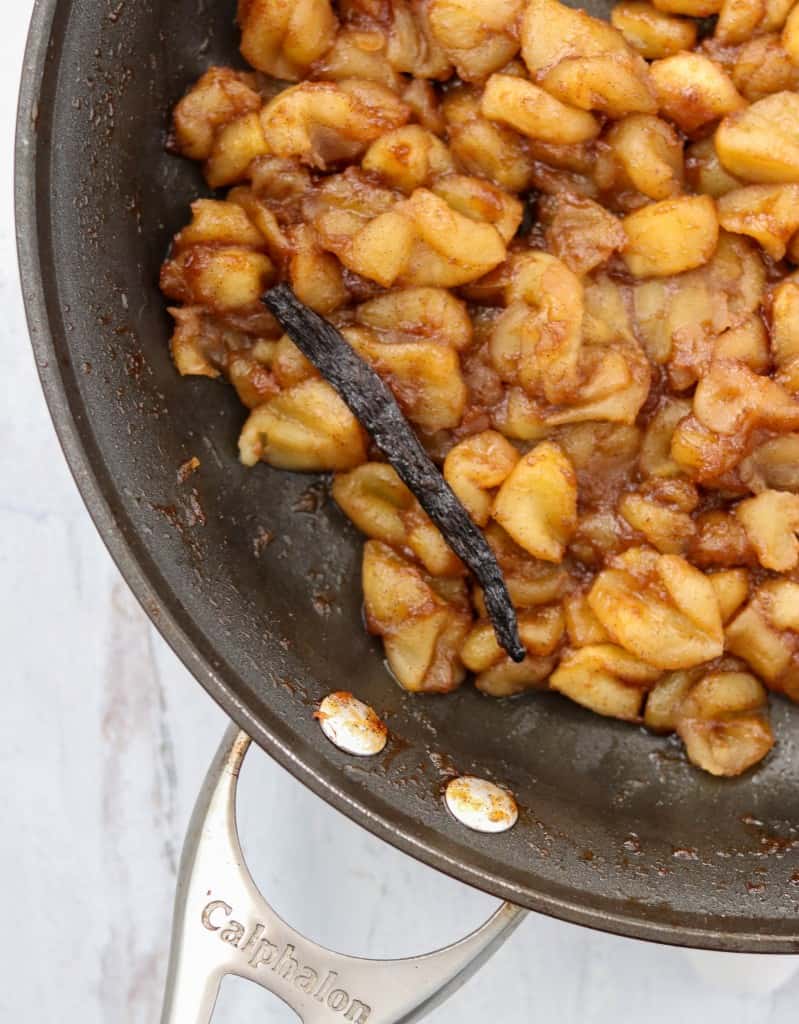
264 283 525 663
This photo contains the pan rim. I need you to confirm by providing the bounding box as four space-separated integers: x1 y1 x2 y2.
14 0 799 954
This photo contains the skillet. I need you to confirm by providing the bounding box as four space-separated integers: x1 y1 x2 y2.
16 0 799 958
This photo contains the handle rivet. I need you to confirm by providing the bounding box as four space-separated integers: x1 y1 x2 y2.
316 692 388 756
445 776 519 834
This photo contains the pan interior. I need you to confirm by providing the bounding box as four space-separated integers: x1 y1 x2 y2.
18 0 799 951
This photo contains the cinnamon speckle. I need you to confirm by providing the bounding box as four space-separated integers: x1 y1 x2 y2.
292 480 328 513
186 490 206 527
177 456 200 483
252 527 275 557
623 833 642 855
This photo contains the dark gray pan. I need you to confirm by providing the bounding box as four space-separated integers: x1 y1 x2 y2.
16 0 799 953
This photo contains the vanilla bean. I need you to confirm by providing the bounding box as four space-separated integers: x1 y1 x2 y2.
263 283 525 663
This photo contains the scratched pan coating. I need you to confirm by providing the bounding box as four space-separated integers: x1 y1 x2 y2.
16 0 799 951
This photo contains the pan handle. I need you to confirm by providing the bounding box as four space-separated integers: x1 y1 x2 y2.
160 723 526 1024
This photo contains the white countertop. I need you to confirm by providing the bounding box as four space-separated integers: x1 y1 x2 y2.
3 4 799 1021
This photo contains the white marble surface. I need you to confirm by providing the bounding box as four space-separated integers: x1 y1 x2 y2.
3 4 799 1021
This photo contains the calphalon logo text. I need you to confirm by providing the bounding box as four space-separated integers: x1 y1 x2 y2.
202 900 371 1022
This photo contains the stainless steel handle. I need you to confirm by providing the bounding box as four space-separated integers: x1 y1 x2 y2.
161 723 526 1024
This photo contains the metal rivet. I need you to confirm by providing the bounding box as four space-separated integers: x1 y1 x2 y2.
316 691 388 756
445 776 519 834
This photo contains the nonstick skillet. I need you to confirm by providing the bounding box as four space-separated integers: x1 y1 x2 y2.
16 0 799 1000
